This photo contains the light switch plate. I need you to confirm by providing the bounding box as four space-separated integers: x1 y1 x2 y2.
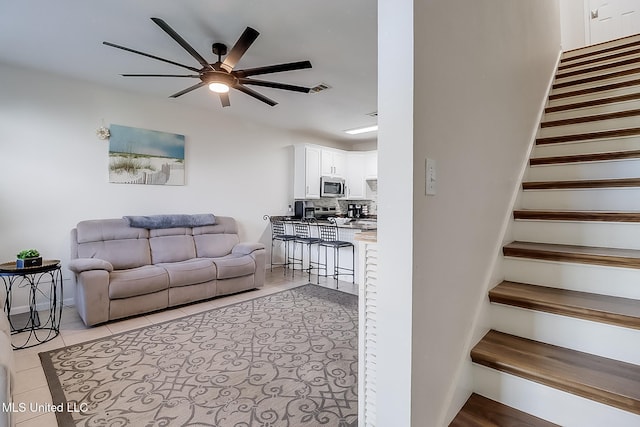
426 158 436 195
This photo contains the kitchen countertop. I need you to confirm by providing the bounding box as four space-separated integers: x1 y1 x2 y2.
278 217 377 231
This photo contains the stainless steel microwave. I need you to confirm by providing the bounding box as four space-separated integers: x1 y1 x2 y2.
320 176 345 198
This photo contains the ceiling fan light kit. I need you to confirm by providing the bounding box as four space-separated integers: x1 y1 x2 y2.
103 17 313 107
208 82 230 93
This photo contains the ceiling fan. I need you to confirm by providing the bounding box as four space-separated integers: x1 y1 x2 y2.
103 17 313 107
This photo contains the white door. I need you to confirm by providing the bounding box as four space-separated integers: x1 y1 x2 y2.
589 0 640 44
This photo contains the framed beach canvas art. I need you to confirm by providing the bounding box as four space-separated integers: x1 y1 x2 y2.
108 124 185 185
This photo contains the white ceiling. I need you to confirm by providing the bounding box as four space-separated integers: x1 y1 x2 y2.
0 0 377 143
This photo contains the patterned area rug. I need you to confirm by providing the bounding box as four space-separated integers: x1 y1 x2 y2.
39 285 358 426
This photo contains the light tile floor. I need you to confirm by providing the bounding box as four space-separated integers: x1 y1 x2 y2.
10 268 357 426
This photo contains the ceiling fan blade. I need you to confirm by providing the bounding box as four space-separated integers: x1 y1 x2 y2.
239 78 311 93
235 60 312 78
121 74 200 78
151 17 214 71
219 92 231 107
103 41 200 72
234 85 277 106
221 27 260 72
170 81 206 98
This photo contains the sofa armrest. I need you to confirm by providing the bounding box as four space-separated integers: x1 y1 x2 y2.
232 243 266 288
232 242 265 256
68 258 114 274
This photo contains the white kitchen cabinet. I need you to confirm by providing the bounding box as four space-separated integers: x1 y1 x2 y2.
364 150 377 179
321 148 347 178
346 152 366 199
294 145 321 199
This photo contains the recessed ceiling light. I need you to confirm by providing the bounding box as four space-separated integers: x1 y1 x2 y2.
310 83 332 94
345 125 378 135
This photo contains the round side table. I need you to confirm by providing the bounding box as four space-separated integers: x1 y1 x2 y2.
0 259 64 349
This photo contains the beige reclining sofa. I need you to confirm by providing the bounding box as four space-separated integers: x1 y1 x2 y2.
69 214 265 326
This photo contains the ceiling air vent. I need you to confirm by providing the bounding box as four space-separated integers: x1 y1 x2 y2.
309 83 332 94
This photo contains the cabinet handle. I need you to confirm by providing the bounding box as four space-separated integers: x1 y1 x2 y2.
306 185 309 194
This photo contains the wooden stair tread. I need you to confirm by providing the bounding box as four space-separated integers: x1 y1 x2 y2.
556 56 640 80
530 149 640 166
471 330 640 415
549 78 640 101
561 38 640 64
503 241 640 269
513 209 640 222
449 393 558 427
536 127 640 145
553 65 640 89
558 47 640 72
545 91 640 114
522 178 640 190
490 281 640 329
541 108 640 127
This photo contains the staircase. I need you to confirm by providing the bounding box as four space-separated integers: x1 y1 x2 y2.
451 35 640 426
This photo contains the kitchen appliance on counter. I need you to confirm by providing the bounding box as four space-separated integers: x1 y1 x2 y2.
315 206 337 218
320 176 346 198
347 204 363 218
294 201 316 218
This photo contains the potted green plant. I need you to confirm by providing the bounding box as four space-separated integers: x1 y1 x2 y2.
16 249 42 268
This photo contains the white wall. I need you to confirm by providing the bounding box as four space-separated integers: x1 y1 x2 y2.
413 1 561 423
0 63 340 309
377 0 560 425
560 0 587 50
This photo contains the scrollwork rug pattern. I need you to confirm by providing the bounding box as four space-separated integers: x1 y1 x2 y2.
39 285 358 426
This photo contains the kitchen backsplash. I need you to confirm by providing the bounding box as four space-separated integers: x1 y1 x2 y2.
310 198 378 217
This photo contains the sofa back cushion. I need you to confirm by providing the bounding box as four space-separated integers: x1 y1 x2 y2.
72 215 242 267
149 228 196 263
74 219 151 270
193 216 240 258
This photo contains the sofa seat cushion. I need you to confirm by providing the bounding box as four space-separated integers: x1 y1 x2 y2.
157 259 216 288
211 254 256 279
109 265 169 299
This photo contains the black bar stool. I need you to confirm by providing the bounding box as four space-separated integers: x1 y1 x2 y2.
317 218 355 287
263 215 297 274
292 218 322 280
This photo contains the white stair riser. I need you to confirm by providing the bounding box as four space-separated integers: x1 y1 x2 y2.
512 220 640 250
503 257 640 299
551 73 640 97
532 135 640 157
562 35 640 61
472 365 640 427
526 159 640 181
537 116 640 139
543 99 640 122
557 51 640 76
547 86 640 108
491 304 640 364
519 188 640 210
